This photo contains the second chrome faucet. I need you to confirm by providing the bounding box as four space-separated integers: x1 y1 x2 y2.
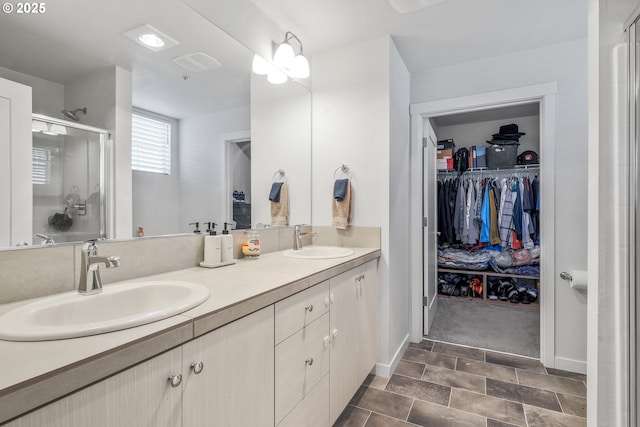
293 225 317 250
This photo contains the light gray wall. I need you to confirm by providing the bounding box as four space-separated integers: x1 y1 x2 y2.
312 35 411 373
412 38 589 372
230 141 251 202
0 65 63 117
132 110 181 237
178 106 250 233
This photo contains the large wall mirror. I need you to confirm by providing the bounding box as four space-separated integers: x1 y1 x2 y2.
0 0 311 249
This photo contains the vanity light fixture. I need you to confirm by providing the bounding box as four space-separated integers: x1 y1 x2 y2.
267 67 287 84
124 24 179 52
251 54 270 75
273 31 310 79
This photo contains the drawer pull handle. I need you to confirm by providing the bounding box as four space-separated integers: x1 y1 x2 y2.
168 374 182 388
191 361 204 375
305 304 314 312
306 357 314 366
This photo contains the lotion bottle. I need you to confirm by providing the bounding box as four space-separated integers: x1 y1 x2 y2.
203 222 221 265
221 222 234 263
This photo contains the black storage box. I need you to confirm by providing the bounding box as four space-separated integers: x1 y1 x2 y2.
486 144 518 169
437 139 455 150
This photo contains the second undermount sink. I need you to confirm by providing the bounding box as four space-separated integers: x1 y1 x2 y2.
0 281 210 342
283 246 354 260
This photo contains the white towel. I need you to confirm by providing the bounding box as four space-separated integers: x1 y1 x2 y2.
332 180 352 229
271 182 289 226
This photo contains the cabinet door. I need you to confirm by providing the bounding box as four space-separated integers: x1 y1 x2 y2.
182 306 275 427
6 347 183 427
0 77 32 247
329 268 361 425
357 259 378 383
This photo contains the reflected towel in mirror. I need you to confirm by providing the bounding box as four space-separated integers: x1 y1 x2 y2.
269 182 283 202
271 182 289 226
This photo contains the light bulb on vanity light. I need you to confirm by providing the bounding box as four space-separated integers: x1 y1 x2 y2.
251 54 270 75
288 54 310 79
273 41 295 69
267 67 287 84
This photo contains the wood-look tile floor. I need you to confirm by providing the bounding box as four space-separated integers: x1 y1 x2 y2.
334 340 587 427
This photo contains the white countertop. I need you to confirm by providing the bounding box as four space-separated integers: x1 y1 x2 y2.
0 246 380 424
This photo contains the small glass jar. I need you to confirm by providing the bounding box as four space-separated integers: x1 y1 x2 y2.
242 230 261 258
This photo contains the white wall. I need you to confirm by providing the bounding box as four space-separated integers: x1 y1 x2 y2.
412 38 589 372
230 141 251 202
132 110 181 237
312 35 411 373
589 0 637 424
0 66 63 117
436 115 540 154
64 66 133 240
251 75 311 227
179 106 250 233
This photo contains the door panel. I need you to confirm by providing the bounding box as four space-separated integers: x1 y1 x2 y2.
423 121 438 335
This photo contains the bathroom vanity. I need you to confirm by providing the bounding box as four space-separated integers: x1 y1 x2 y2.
0 245 380 426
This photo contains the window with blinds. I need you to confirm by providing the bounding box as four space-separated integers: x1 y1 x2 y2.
131 113 171 175
32 146 52 185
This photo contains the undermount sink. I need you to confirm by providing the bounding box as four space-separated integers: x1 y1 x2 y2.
0 281 210 342
283 246 354 260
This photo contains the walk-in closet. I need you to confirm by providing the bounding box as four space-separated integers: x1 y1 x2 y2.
427 103 542 358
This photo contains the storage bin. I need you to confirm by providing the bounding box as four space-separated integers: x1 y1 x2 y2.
486 144 518 169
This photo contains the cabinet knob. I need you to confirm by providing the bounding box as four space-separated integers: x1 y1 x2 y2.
305 304 314 312
323 335 331 348
305 357 314 366
330 294 335 303
325 296 330 307
332 328 339 339
191 361 204 375
168 374 182 388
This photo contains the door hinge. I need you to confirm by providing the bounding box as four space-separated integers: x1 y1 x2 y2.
423 296 429 306
422 217 428 227
422 137 429 148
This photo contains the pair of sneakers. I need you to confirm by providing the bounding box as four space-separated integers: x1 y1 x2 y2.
488 280 515 301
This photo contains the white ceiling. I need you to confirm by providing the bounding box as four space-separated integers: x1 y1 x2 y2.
0 0 587 120
0 0 253 119
251 0 588 72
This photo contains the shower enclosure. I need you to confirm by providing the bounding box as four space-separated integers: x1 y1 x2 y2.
31 114 109 245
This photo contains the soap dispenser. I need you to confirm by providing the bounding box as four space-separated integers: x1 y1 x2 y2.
203 222 221 266
189 222 201 233
221 222 234 262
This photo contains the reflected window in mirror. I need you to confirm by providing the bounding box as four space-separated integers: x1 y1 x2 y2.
132 111 172 175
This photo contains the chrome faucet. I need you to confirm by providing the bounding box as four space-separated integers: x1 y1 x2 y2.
79 241 121 295
293 225 317 250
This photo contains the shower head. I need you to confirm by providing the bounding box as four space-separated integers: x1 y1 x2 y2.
62 107 87 121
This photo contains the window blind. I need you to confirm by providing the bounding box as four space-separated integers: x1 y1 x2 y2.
32 146 52 185
131 113 171 174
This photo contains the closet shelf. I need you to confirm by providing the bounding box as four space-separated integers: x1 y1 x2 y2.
437 267 539 304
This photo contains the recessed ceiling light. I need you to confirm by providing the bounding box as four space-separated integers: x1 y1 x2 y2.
124 24 179 52
139 33 165 48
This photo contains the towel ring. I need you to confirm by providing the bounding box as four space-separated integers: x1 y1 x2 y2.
272 169 287 182
333 164 351 179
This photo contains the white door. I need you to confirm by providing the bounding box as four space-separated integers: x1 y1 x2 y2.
0 77 32 247
423 121 438 334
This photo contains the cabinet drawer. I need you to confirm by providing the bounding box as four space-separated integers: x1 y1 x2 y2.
277 373 329 427
275 313 330 424
275 280 330 344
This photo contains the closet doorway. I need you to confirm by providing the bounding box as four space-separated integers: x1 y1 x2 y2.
409 83 557 367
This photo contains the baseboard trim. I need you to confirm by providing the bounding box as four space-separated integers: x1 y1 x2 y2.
554 356 587 375
375 334 410 378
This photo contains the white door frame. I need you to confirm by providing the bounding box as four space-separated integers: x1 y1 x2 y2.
223 130 251 225
409 82 557 367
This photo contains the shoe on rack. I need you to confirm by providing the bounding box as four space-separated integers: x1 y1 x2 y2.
498 281 514 301
460 283 470 297
526 287 538 302
488 281 500 300
508 288 520 304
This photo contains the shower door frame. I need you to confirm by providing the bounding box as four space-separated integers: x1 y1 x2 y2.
32 114 111 241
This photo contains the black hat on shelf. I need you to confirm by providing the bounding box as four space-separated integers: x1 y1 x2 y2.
491 123 526 141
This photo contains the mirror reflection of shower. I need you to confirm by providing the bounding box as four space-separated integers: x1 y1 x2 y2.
31 114 108 244
61 107 87 122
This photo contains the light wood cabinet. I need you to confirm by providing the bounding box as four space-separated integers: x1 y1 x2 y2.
6 259 378 427
182 306 275 427
5 347 183 427
329 259 378 425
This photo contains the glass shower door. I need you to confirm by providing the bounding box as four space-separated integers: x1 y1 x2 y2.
31 115 107 245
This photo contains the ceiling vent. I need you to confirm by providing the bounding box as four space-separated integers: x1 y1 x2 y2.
172 52 221 73
388 0 445 14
